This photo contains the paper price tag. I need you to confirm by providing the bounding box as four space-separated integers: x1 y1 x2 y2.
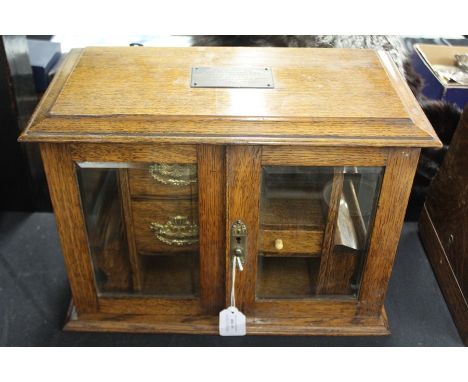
219 306 246 336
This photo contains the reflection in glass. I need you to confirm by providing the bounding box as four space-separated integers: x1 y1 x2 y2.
77 162 199 298
257 166 383 300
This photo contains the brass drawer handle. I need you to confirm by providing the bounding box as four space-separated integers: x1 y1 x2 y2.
148 164 197 186
150 215 199 246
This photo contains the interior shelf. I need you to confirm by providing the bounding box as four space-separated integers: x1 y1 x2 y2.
256 256 320 299
139 253 200 297
261 197 326 231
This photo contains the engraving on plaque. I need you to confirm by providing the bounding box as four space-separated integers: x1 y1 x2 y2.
191 67 274 89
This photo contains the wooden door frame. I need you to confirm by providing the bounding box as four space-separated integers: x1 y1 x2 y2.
41 142 226 317
226 145 419 321
42 142 419 333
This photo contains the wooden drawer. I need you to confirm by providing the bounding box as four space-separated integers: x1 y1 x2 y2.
131 200 199 254
128 166 197 198
260 229 323 256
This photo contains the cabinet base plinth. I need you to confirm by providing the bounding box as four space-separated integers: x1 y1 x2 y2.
64 302 390 336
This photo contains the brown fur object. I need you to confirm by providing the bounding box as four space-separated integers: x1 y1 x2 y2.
407 100 462 220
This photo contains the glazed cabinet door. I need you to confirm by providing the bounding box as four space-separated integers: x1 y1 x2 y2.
257 164 382 298
227 146 405 321
42 143 225 317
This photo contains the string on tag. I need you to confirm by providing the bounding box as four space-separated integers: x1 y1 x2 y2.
220 252 247 336
230 255 243 308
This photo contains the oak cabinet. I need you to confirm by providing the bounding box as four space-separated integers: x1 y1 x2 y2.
20 46 441 335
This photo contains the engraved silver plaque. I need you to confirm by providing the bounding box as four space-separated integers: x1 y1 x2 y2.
191 67 274 88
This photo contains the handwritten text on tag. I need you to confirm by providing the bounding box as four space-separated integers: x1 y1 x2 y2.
219 306 246 336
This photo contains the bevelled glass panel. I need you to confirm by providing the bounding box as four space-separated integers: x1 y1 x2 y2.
76 162 199 298
257 166 383 300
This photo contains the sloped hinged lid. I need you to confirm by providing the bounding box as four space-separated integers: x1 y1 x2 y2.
20 46 441 147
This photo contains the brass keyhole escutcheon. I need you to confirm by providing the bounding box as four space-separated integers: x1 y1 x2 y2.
230 220 247 267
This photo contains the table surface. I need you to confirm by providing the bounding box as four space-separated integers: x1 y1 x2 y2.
0 212 462 346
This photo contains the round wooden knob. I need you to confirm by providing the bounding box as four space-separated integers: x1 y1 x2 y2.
274 239 283 250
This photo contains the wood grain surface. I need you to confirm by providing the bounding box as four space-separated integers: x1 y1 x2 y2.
226 146 262 313
419 105 468 344
118 169 143 290
128 167 197 198
419 206 468 345
131 199 198 253
261 197 325 230
260 229 323 255
262 146 388 166
70 143 197 163
64 303 389 335
20 47 441 148
40 143 99 313
358 148 420 316
316 170 345 294
51 47 409 119
198 145 226 313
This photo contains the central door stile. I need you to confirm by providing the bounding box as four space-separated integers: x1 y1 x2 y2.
226 146 262 314
198 145 226 314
